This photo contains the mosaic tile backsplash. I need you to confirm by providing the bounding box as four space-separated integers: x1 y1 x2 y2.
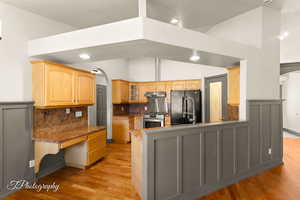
34 107 88 134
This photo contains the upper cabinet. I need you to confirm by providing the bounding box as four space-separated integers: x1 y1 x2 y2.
76 71 96 105
32 61 96 108
228 66 240 105
113 79 202 104
185 80 201 90
112 80 129 104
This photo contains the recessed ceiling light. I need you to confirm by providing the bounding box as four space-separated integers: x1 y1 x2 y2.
278 31 289 40
170 18 179 25
190 50 200 62
79 53 90 60
283 31 289 37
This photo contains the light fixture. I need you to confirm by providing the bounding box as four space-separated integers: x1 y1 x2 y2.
79 53 91 60
263 0 273 6
170 18 179 25
278 31 289 40
190 50 200 62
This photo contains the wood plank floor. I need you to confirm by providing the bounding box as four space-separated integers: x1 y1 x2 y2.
4 138 300 200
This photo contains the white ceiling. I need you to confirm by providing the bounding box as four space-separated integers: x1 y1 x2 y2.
0 0 288 29
31 40 241 67
0 0 139 28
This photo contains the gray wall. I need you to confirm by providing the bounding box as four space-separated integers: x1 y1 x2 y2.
142 100 283 200
0 102 35 198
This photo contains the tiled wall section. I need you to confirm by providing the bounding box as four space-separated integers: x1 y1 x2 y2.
228 104 239 120
113 103 148 115
34 107 88 134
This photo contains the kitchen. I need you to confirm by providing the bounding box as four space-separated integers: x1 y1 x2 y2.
111 64 240 145
0 0 284 199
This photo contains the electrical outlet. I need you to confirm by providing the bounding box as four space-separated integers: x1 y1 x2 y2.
75 111 82 118
29 160 35 168
66 108 71 114
268 148 272 155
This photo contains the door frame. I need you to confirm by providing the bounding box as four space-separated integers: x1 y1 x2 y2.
204 74 228 123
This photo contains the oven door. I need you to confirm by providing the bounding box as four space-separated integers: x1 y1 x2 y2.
143 119 164 128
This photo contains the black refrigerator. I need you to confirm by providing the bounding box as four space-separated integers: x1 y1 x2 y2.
170 90 202 125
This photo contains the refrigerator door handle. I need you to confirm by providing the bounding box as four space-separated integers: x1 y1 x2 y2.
182 97 186 118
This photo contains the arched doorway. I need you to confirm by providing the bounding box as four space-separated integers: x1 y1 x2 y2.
90 67 113 142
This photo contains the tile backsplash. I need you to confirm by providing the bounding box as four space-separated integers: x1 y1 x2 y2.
113 103 148 115
34 107 88 134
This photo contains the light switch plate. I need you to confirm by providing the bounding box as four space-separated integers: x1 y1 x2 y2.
75 111 82 118
29 160 35 168
66 108 71 114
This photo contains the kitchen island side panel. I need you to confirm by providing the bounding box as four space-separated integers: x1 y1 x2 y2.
142 100 283 200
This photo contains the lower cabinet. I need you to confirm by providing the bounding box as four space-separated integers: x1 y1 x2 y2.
65 130 107 169
0 102 34 198
112 115 143 144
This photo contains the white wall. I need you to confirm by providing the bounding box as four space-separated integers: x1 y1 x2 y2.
73 59 129 81
207 7 263 48
281 72 300 133
160 60 227 80
206 7 280 120
127 57 227 82
128 57 156 81
0 2 74 101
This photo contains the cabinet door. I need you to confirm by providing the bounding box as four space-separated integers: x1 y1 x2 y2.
77 72 96 105
156 82 166 92
112 117 130 143
112 80 129 104
121 81 129 103
112 80 121 104
172 80 186 90
186 80 201 90
45 63 75 106
129 83 140 103
139 83 156 103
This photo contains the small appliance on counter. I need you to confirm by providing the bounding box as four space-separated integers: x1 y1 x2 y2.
170 90 202 125
143 92 167 128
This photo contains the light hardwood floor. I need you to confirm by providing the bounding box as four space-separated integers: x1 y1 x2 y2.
5 138 300 200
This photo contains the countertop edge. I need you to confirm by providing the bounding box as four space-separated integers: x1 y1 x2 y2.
33 126 106 143
143 121 248 134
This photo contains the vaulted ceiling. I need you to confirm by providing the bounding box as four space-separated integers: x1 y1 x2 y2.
0 0 288 30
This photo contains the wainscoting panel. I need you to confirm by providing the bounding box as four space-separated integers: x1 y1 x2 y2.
143 100 283 200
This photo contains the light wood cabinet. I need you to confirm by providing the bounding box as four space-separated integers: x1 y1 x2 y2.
139 82 156 103
172 80 186 90
45 63 75 106
112 80 129 104
65 130 107 169
129 83 140 103
228 66 240 105
32 60 96 108
155 82 166 92
113 115 143 144
112 79 202 104
76 71 96 105
185 80 201 90
112 116 131 143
